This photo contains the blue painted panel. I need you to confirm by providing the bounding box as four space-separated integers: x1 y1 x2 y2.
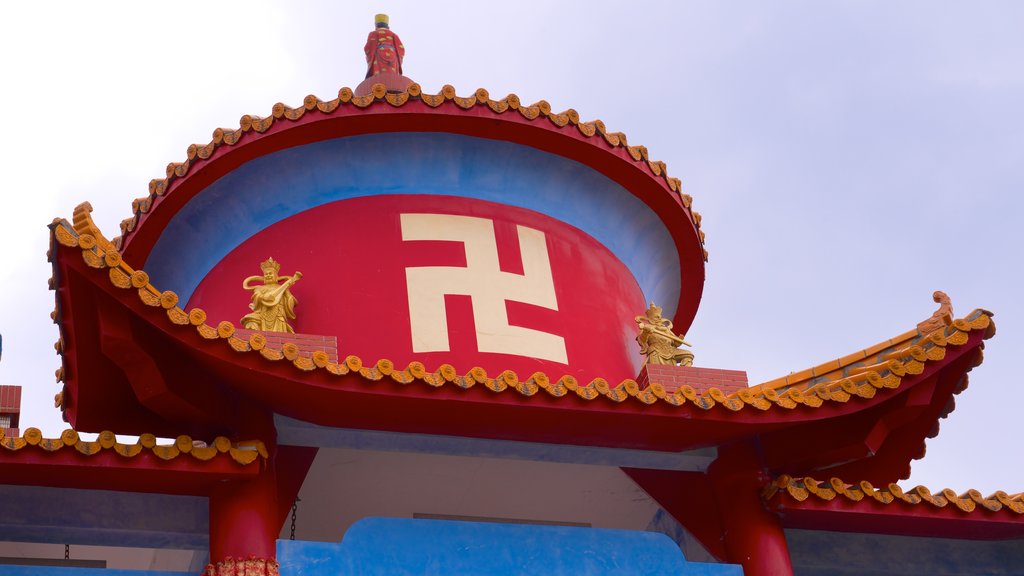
144 133 681 317
275 416 716 471
0 486 207 550
277 517 742 575
0 569 190 576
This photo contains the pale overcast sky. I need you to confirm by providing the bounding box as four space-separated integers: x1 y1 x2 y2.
1 1 1021 494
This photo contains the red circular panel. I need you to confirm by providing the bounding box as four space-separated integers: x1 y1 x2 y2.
188 195 646 384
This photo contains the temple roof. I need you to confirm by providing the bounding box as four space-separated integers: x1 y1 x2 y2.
765 474 1024 539
105 82 707 335
48 207 993 482
53 211 994 414
116 83 701 257
0 427 266 496
1 427 266 465
767 474 1024 517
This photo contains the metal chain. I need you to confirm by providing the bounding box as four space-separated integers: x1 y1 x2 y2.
289 497 301 540
64 544 69 560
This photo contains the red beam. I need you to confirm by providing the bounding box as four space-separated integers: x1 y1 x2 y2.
770 494 1024 540
0 449 259 496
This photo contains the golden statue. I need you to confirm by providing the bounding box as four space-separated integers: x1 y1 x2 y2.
241 257 302 333
635 303 694 366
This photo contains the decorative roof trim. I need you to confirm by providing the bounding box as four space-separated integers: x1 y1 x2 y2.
0 427 267 466
203 557 278 576
765 474 1024 516
52 206 993 414
115 82 706 261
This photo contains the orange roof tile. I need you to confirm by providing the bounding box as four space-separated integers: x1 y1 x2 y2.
0 427 266 466
115 83 705 260
51 205 994 414
765 474 1024 516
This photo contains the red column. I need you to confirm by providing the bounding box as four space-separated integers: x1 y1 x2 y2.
208 463 280 564
203 403 290 569
709 442 794 576
206 443 318 575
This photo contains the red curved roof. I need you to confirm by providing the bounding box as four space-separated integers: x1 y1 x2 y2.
50 210 992 481
765 474 1024 540
113 83 707 332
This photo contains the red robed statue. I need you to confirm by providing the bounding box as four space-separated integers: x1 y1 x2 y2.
364 14 405 78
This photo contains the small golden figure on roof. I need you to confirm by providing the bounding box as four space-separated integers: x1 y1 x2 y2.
636 303 694 366
364 14 404 78
241 257 302 333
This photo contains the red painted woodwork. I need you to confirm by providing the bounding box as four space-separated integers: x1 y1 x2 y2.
709 442 794 576
187 195 647 387
627 442 795 575
769 493 1024 540
54 234 992 464
209 467 280 563
622 468 728 560
117 100 705 335
757 346 984 484
636 365 749 395
208 446 317 563
0 448 258 495
272 446 319 536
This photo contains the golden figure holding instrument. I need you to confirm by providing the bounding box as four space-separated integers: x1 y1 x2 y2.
635 302 694 366
241 257 302 333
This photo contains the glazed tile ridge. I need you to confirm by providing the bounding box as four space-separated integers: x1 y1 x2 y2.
0 427 266 466
51 205 993 413
765 474 1024 516
747 301 994 400
113 83 707 261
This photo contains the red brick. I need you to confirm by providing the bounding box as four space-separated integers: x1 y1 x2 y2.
635 364 748 394
0 386 20 411
229 330 340 363
284 336 325 345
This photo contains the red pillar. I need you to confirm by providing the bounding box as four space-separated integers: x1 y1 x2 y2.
709 442 794 576
208 463 280 564
206 444 318 574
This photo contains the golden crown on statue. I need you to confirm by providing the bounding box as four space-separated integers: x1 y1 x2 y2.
260 257 281 275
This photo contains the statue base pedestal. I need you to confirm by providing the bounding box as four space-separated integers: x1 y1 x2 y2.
234 329 339 364
355 72 415 97
636 364 748 395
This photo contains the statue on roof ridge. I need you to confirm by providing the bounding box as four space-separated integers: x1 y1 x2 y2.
916 290 954 335
241 257 303 333
635 303 694 366
365 14 404 78
355 14 415 96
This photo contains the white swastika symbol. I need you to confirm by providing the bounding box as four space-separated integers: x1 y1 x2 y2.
401 213 568 364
